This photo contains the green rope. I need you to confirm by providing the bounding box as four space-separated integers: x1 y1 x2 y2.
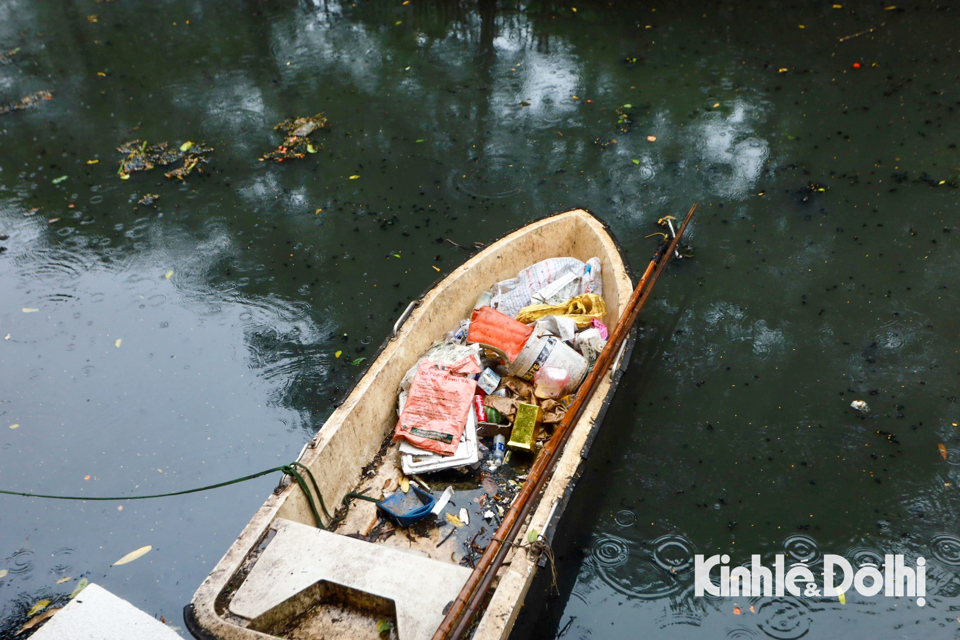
0 462 391 533
0 466 291 501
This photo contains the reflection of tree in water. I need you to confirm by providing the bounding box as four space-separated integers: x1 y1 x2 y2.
1 0 776 431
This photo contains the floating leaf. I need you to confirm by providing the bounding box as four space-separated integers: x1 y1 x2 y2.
335 350 342 358
0 569 8 579
306 143 317 154
115 338 122 348
51 176 68 185
26 600 51 617
111 545 152 566
86 159 100 165
22 308 39 313
352 357 366 366
400 476 410 493
349 175 360 180
9 424 19 430
527 527 539 543
179 141 194 152
631 159 640 165
69 577 89 599
16 607 60 634
377 619 392 634
445 513 464 527
164 270 174 279
415 139 425 143
646 135 657 142
622 103 632 109
939 443 948 460
838 590 846 604
56 576 72 584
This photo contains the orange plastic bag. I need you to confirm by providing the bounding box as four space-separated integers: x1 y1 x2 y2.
394 359 478 456
467 306 534 363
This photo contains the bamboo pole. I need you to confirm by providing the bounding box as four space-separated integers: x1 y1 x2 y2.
432 203 699 640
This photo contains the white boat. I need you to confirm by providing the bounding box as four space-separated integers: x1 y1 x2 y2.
186 209 637 640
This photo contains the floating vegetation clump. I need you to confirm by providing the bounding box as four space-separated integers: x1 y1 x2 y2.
0 90 52 115
261 113 328 162
117 139 213 181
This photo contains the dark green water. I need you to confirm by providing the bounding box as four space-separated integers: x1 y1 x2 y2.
1 1 958 638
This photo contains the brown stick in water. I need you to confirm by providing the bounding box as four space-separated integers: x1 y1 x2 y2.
432 202 699 640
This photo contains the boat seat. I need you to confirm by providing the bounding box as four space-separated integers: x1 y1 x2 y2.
229 518 471 640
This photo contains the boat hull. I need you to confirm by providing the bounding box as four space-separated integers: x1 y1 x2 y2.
186 209 636 640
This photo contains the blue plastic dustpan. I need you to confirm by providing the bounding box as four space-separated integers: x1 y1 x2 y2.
376 485 436 527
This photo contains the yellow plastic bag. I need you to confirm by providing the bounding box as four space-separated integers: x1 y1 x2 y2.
515 294 606 329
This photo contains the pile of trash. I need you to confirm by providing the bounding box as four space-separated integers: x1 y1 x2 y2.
260 114 327 162
379 257 607 530
117 139 213 181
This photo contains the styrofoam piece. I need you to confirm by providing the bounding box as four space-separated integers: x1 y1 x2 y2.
430 486 454 515
30 583 181 640
399 409 479 475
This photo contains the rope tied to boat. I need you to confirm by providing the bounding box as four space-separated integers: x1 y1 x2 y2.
0 461 378 532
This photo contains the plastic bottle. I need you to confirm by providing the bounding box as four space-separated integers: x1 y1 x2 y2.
533 366 571 399
492 434 506 462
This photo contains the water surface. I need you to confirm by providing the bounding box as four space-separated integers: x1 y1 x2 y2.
0 1 958 638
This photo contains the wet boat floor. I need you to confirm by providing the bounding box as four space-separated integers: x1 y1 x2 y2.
330 433 533 568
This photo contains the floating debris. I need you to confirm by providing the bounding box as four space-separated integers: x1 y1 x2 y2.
261 114 328 162
138 194 160 206
850 400 869 412
0 47 21 65
615 104 634 134
0 90 52 116
117 139 212 181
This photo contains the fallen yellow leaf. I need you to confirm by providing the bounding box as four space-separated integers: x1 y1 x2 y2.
0 569 8 578
446 513 464 527
9 424 19 430
22 308 39 313
838 590 846 604
335 350 342 358
646 135 657 142
400 477 410 493
939 443 948 461
56 576 72 584
86 159 99 165
16 607 60 634
349 175 360 180
115 338 122 348
164 270 174 279
111 545 152 566
26 600 51 617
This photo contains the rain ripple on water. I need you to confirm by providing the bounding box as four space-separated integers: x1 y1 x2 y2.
589 532 696 600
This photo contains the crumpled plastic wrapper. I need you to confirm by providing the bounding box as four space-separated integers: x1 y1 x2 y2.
483 375 567 425
516 293 606 329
